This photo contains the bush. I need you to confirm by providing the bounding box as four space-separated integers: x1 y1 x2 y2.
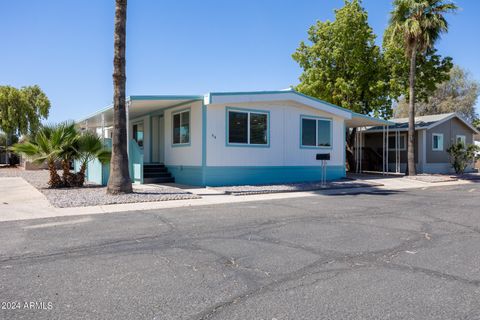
446 142 480 174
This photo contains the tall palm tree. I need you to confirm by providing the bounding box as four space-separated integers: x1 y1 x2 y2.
107 0 132 194
390 0 457 175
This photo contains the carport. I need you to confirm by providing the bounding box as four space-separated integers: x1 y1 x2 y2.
346 113 401 175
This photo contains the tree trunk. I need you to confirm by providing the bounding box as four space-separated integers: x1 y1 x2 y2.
76 163 87 187
346 128 357 172
48 160 63 188
107 0 132 194
407 44 418 176
61 159 73 187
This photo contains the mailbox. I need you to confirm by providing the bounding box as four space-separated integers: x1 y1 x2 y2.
316 153 330 161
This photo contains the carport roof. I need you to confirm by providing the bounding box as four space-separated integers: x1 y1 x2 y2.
366 113 480 134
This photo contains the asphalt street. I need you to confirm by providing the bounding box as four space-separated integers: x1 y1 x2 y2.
1 184 479 319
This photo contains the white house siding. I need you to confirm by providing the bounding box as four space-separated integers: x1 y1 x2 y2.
206 101 344 166
163 101 204 185
129 115 151 163
204 100 346 186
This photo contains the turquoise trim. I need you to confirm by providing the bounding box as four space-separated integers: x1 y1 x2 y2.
165 165 345 187
76 139 112 186
129 95 203 101
291 91 352 116
167 165 204 186
210 89 294 96
201 102 207 185
129 139 144 184
209 89 350 116
133 99 200 119
299 114 333 149
203 165 345 187
225 107 270 148
149 115 153 163
171 107 191 147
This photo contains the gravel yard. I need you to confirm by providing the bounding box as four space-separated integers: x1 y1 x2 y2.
0 167 200 208
211 179 383 196
406 172 480 183
406 174 458 183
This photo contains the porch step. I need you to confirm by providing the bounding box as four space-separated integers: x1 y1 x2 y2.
144 176 175 184
144 164 166 170
143 172 172 178
143 163 175 184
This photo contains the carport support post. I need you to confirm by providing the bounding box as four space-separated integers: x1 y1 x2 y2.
382 126 385 175
126 101 130 155
101 113 105 143
385 126 390 175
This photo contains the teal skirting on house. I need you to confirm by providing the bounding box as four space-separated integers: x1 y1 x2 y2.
163 165 346 187
74 159 110 185
166 165 204 186
201 165 345 186
80 163 346 187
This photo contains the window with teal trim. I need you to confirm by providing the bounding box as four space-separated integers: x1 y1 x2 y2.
173 110 190 144
301 117 332 148
228 110 268 145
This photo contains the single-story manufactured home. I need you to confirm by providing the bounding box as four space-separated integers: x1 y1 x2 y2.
362 113 479 174
76 89 391 186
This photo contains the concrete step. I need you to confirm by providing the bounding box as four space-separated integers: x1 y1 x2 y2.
143 176 175 184
143 172 172 178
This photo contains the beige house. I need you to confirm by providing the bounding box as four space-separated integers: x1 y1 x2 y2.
362 113 479 174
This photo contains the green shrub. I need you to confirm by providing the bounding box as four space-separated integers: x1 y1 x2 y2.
446 142 480 174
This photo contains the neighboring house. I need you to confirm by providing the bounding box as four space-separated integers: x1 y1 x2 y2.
76 89 389 186
363 113 479 174
475 134 480 170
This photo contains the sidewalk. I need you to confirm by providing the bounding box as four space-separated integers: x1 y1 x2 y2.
0 175 477 222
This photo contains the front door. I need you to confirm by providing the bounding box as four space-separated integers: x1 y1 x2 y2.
150 115 165 164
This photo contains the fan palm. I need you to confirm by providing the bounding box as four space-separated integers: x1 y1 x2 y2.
390 0 457 175
73 132 111 187
11 124 69 188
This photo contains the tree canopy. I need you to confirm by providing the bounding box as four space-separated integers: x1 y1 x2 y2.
395 65 480 122
292 0 391 118
383 25 453 103
0 85 50 137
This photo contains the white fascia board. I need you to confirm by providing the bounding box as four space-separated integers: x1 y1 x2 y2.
209 91 352 119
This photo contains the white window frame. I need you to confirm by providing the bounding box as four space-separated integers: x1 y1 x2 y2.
172 109 191 146
388 134 406 151
432 133 444 151
226 108 270 147
300 116 333 149
456 135 466 145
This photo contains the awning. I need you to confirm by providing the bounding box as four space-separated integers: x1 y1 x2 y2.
345 112 394 128
76 95 203 128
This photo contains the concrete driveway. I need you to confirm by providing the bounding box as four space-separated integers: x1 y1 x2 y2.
0 184 479 319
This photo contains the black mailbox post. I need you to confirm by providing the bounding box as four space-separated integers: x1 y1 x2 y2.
316 153 330 186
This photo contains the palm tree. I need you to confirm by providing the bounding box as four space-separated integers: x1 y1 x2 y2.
12 124 67 188
56 122 79 186
107 0 132 194
390 0 457 175
73 132 111 187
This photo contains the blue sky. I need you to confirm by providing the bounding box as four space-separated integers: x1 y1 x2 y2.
0 0 478 123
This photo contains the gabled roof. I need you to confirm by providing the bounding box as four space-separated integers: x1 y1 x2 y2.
76 89 392 128
206 89 393 127
366 113 479 134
